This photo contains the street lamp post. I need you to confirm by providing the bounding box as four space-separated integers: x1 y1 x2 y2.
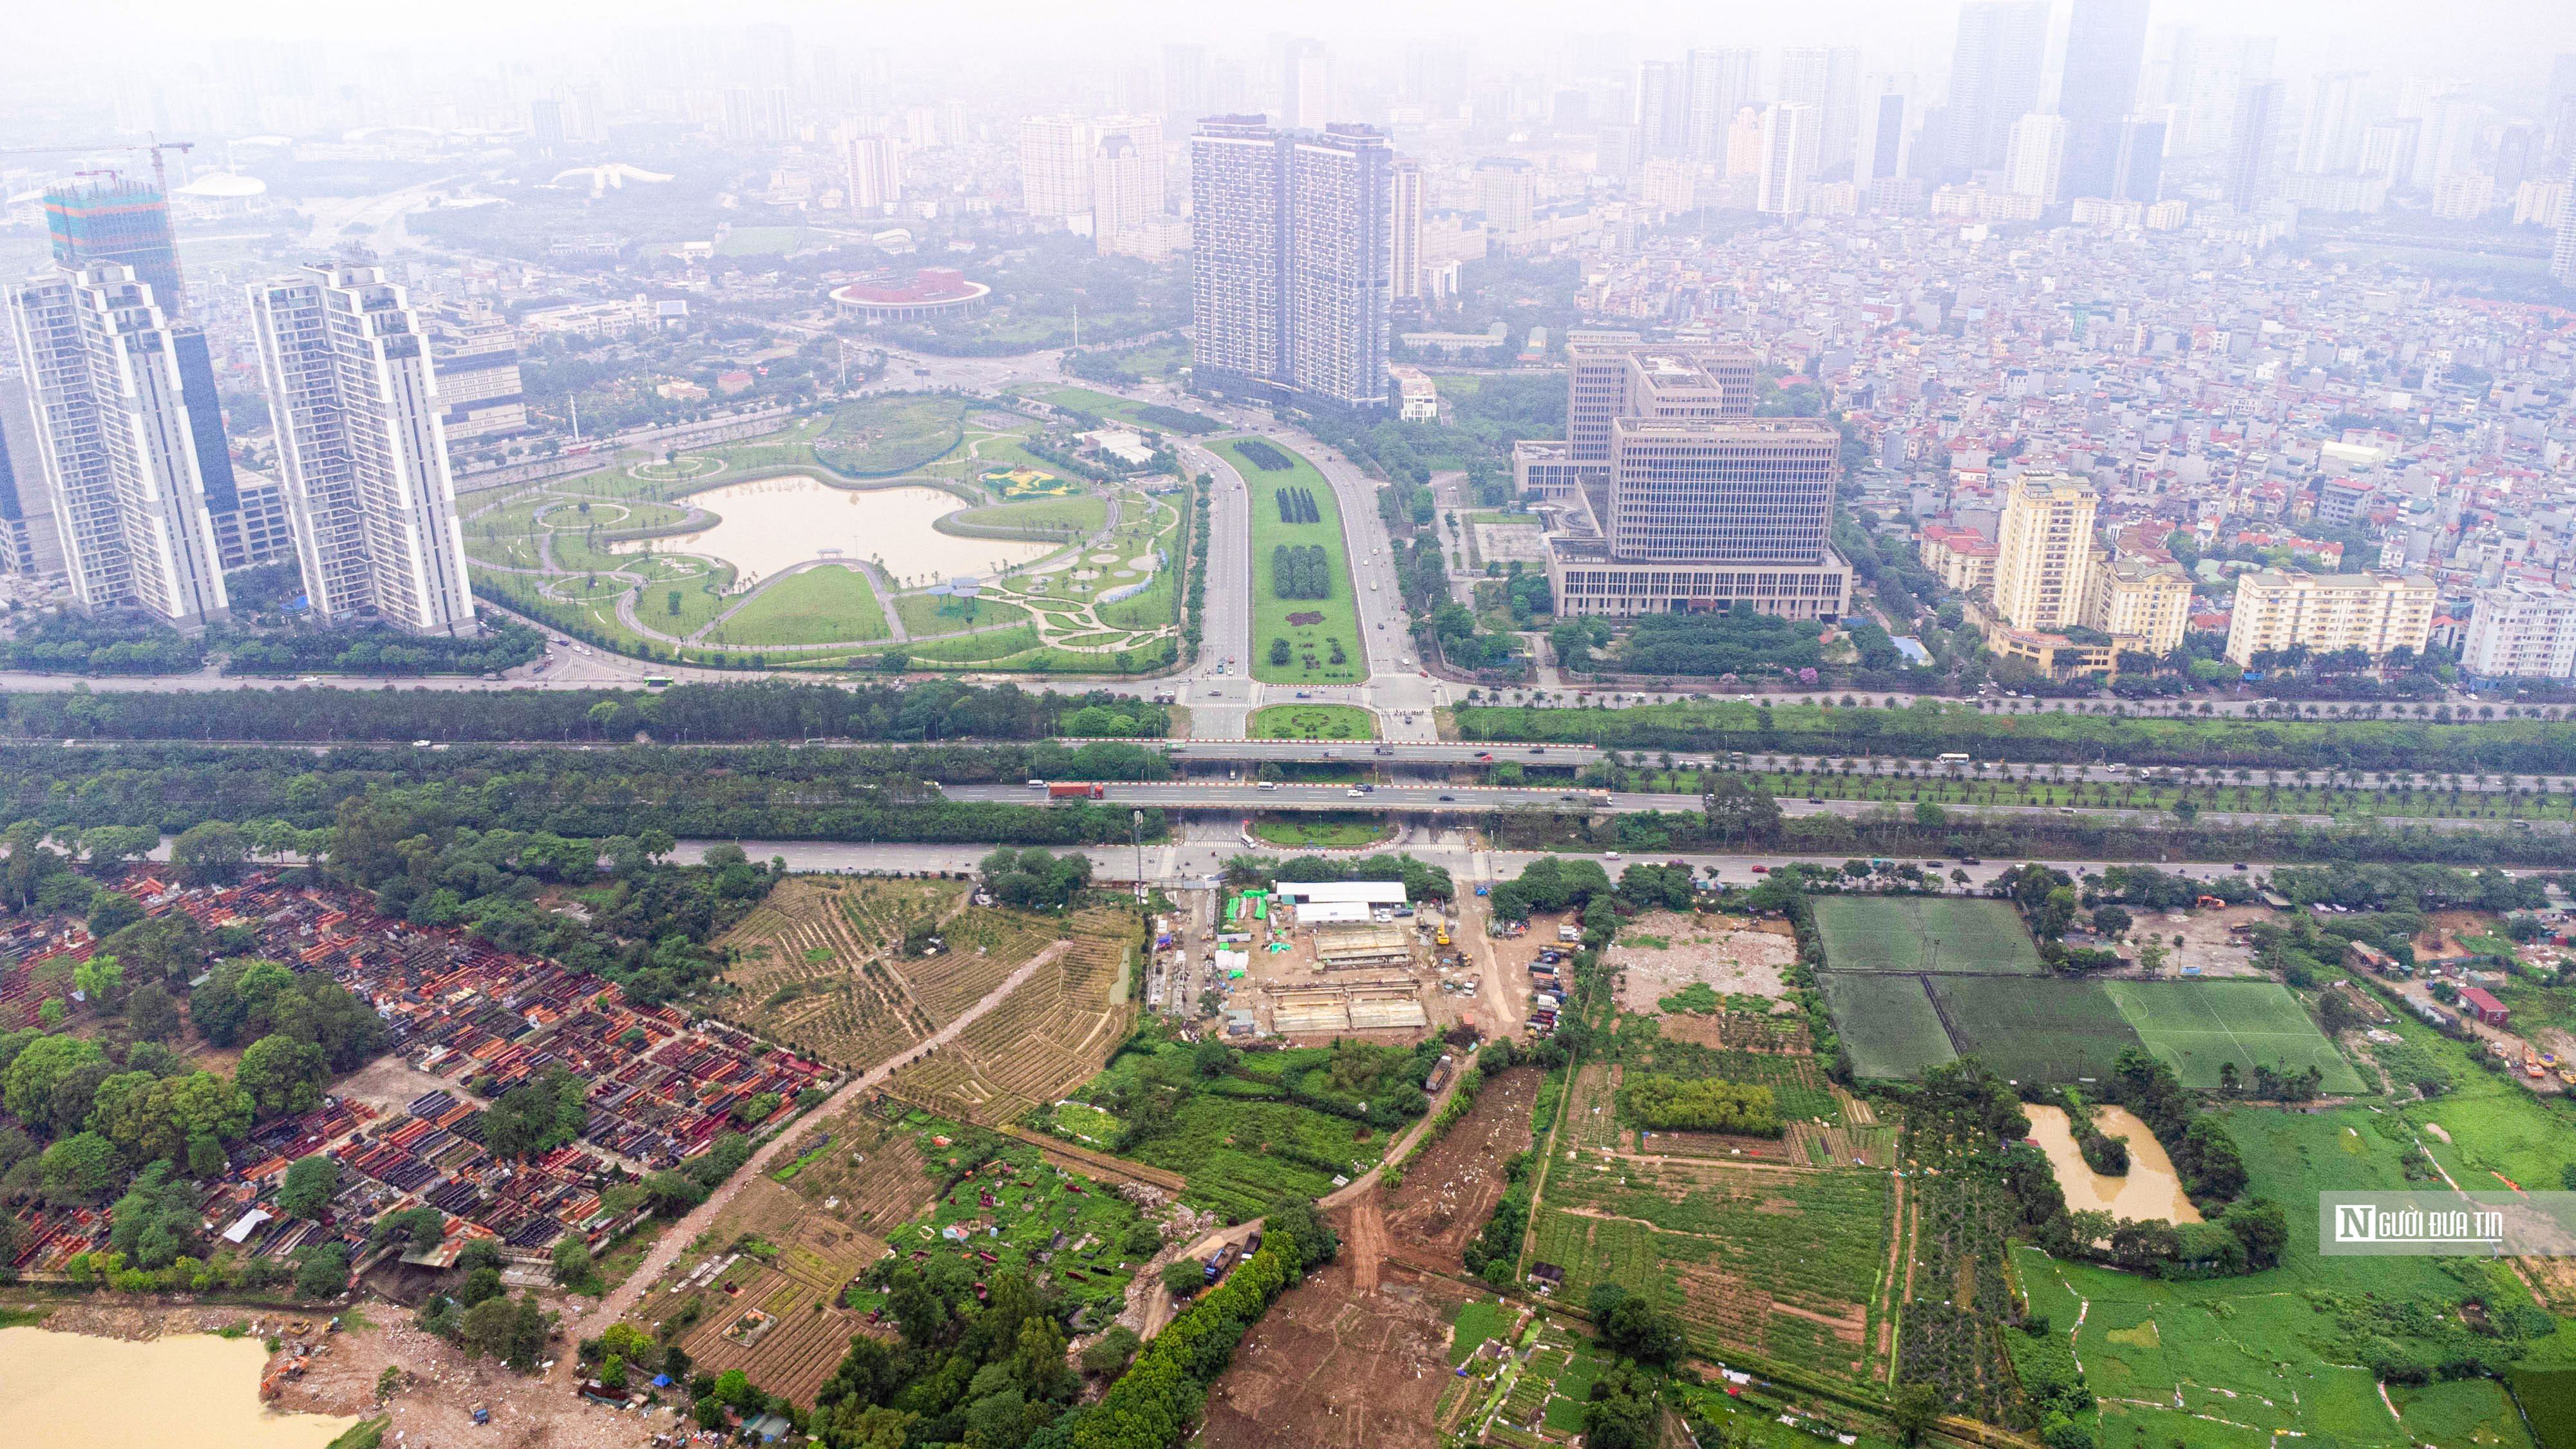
1130 808 1146 901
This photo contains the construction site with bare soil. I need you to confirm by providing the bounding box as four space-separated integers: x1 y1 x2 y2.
1381 1067 1542 1276
1218 882 1441 1043
1607 910 1801 1015
1195 1199 1478 1449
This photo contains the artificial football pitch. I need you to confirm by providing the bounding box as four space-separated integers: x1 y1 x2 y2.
1819 971 1956 1079
1812 896 2043 974
1814 897 2362 1088
2104 980 2368 1095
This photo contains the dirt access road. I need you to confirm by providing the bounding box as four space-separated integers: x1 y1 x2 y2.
1451 891 1522 1035
558 941 1072 1378
1139 1063 1464 1340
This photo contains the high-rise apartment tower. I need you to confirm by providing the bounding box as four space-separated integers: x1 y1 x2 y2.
5 261 231 629
248 262 477 636
1189 117 1392 413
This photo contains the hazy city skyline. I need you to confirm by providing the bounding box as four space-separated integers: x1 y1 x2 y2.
5 0 2573 96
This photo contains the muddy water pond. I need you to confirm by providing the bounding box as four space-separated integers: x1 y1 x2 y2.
2024 1103 2202 1224
0 1325 359 1449
611 475 1055 587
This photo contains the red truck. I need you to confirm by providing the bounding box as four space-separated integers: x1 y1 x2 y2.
1048 782 1106 799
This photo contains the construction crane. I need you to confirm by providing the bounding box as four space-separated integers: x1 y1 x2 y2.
0 135 197 196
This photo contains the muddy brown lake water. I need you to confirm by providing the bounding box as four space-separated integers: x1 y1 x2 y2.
2024 1103 2202 1223
0 1326 357 1449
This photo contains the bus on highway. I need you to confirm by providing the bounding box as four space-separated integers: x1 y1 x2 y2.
643 676 673 688
1937 752 1971 764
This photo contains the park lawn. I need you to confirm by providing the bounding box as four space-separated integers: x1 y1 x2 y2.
969 642 1177 675
471 567 667 661
1045 386 1156 419
545 529 646 578
1249 703 1378 741
1095 565 1178 633
691 437 829 480
714 225 808 255
962 438 1073 483
893 592 1030 639
900 623 1045 663
1066 341 1189 384
1220 438 1364 687
707 565 890 648
946 495 1108 539
813 394 968 475
462 526 546 571
632 453 730 483
1018 489 1179 616
1251 814 1393 849
1093 494 1189 633
635 563 739 639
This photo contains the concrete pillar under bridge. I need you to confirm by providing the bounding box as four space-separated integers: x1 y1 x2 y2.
1161 803 1502 827
1161 757 1584 782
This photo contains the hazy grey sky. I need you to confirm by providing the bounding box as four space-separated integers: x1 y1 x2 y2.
17 0 2576 95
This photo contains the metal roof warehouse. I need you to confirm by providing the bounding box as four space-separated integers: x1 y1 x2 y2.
1271 880 1408 906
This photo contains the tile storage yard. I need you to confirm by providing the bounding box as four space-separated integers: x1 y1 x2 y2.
1 871 828 1277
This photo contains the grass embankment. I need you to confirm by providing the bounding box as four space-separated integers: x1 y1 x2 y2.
893 592 1032 639
810 394 969 476
709 565 891 648
940 495 1109 539
1451 699 2576 775
1553 760 2576 825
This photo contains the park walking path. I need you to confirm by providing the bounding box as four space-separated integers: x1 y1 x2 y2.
556 942 1072 1376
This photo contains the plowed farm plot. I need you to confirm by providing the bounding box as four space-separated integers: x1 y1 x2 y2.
1198 1249 1474 1449
771 1108 942 1235
1529 1157 1892 1381
674 1263 864 1405
1384 1067 1540 1274
715 877 976 1066
1560 1062 1627 1154
633 1106 942 1405
889 905 1140 1125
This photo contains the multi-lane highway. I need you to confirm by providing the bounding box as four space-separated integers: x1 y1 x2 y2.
674 831 2310 895
950 781 1689 812
938 781 2571 834
18 724 2570 802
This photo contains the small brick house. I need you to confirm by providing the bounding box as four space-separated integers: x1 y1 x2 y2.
2459 986 2509 1028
